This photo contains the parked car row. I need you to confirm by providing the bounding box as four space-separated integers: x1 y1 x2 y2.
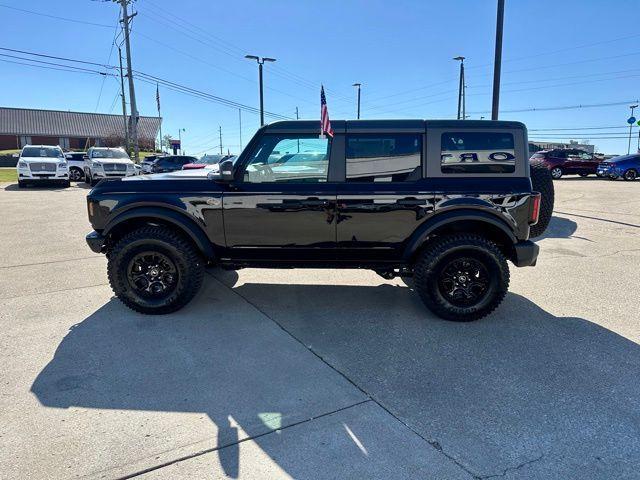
530 148 640 181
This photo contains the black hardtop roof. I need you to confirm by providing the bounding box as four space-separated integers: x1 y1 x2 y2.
264 119 526 132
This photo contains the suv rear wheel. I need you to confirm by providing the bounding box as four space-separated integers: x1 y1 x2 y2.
413 234 509 322
107 225 205 314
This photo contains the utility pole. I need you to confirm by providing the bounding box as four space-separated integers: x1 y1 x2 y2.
628 104 638 155
238 108 243 152
352 83 361 119
219 126 223 155
117 46 129 151
120 0 139 161
295 107 300 152
454 57 465 120
491 0 505 120
245 55 276 126
178 128 185 155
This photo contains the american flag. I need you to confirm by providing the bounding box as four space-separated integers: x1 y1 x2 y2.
320 85 333 137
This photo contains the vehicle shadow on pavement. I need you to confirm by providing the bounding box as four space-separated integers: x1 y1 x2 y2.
2 182 89 191
537 215 578 240
30 275 640 478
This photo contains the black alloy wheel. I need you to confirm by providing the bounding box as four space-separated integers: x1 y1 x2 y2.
623 169 637 181
437 257 490 308
127 251 178 298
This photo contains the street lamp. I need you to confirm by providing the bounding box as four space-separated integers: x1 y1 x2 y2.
628 104 638 155
453 57 465 120
245 55 276 126
352 83 362 119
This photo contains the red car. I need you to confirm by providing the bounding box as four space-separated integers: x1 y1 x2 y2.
182 154 235 170
530 148 600 179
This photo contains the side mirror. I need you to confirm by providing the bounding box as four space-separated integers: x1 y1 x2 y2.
209 159 235 182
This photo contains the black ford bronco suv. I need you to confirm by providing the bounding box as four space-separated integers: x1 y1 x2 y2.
86 120 547 321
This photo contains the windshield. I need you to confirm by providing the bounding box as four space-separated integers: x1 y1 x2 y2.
22 147 63 158
91 149 129 159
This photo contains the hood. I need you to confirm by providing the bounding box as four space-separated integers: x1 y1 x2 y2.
122 168 212 181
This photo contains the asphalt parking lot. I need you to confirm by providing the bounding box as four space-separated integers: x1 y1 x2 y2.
1 178 639 480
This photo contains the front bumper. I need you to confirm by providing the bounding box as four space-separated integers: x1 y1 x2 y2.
86 230 105 253
18 170 69 180
512 240 539 267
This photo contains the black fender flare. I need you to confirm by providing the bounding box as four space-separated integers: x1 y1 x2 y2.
103 206 215 260
402 209 517 261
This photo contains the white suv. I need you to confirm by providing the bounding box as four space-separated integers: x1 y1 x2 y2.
83 147 137 186
16 145 70 188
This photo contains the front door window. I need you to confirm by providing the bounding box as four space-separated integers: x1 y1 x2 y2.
241 135 330 183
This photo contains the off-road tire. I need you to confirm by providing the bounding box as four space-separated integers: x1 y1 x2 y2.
529 162 554 238
107 225 205 314
413 234 510 322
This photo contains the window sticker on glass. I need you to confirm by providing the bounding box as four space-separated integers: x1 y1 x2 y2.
441 132 515 174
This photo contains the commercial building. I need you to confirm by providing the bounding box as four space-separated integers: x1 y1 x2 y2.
0 107 161 150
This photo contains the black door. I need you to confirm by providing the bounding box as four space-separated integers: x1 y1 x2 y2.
223 133 337 261
336 131 433 261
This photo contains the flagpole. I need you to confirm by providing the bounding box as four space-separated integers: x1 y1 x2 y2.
157 83 163 153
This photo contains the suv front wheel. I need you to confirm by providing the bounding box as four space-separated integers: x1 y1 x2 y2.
107 226 205 314
413 234 509 322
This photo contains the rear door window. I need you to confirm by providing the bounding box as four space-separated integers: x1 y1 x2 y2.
345 133 422 182
441 132 515 174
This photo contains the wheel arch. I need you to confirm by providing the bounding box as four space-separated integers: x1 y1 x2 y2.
103 207 215 260
403 210 517 262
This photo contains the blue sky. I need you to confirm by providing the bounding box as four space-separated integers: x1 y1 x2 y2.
1 0 639 155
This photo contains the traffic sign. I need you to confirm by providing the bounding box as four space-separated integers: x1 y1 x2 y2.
170 139 181 147
628 116 637 124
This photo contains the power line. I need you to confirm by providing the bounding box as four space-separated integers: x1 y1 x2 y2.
468 99 640 115
0 3 113 28
0 53 115 76
0 47 117 70
0 45 292 119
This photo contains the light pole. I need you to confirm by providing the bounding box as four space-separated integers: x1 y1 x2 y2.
178 128 185 155
245 55 276 126
352 83 362 119
453 57 465 120
628 104 638 155
492 0 505 120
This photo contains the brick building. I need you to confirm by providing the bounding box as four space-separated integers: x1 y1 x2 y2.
0 107 161 150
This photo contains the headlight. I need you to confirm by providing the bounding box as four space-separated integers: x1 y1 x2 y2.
58 162 67 169
126 163 135 171
18 161 28 168
91 161 103 169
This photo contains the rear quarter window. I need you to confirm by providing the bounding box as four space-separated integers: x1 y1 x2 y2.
441 132 515 174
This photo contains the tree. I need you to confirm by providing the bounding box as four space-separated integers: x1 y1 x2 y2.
161 135 173 152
